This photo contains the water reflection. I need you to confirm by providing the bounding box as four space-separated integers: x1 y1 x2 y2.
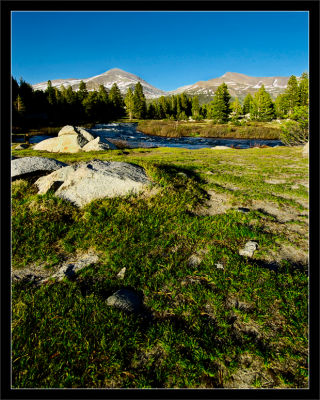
14 123 284 149
91 123 283 149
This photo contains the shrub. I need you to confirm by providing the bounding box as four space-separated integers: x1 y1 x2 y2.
280 106 308 146
280 121 308 146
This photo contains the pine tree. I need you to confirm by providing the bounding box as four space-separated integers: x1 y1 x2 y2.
251 85 275 121
298 72 309 107
171 95 177 118
191 96 200 119
45 80 56 105
274 93 289 119
97 85 110 122
285 75 300 114
158 96 170 118
109 83 125 119
230 97 243 121
180 93 189 114
82 91 100 121
242 93 254 115
147 103 156 119
133 82 147 119
78 80 88 102
208 83 231 123
12 77 19 102
14 95 26 114
124 88 135 120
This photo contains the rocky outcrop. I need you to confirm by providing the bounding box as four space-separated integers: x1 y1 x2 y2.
35 160 152 207
33 125 116 153
11 156 68 180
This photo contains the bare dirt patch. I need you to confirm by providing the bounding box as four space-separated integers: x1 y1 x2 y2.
264 243 308 266
264 179 287 184
251 200 307 223
194 190 233 216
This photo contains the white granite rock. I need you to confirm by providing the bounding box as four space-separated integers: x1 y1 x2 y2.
35 160 151 207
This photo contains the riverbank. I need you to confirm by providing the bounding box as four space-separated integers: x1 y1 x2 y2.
137 120 281 139
12 146 308 388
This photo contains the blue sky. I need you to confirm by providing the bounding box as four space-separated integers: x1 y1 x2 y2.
11 11 309 91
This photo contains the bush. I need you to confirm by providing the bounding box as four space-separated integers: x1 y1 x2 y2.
280 121 308 146
280 106 309 146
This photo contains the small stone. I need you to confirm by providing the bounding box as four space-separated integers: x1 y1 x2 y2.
187 254 202 267
106 289 143 313
239 241 258 257
215 263 224 269
237 207 250 213
117 267 126 279
211 146 231 150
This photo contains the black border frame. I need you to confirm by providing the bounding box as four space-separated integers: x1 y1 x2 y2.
1 1 319 399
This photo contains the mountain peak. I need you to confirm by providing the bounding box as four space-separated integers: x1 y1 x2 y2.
102 68 128 75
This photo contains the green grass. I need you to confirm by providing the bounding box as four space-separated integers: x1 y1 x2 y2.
12 145 308 388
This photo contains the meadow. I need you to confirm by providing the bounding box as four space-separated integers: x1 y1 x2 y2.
137 120 282 139
11 144 308 388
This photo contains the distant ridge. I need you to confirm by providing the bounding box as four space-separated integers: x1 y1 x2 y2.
33 69 293 100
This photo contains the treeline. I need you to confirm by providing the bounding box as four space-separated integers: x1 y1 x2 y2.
12 73 308 131
12 78 128 129
149 73 309 123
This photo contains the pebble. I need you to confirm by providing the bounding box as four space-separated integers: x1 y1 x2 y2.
117 267 126 279
239 241 258 257
237 207 250 213
106 289 143 313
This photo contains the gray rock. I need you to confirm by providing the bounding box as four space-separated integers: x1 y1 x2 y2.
15 143 28 150
51 253 99 281
58 125 94 142
106 289 143 313
82 136 117 152
75 127 95 142
35 160 151 207
237 207 250 213
12 250 100 284
117 267 126 279
187 254 202 267
11 156 68 180
239 241 258 257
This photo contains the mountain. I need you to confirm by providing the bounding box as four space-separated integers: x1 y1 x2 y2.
32 68 166 99
32 69 291 102
169 72 290 101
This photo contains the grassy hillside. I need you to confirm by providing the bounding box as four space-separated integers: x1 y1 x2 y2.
11 145 308 388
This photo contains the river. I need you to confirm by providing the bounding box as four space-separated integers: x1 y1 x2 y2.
21 122 284 150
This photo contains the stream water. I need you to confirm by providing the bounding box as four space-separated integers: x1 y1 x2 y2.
20 123 284 149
